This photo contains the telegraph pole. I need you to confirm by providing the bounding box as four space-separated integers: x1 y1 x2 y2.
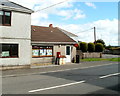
94 27 96 44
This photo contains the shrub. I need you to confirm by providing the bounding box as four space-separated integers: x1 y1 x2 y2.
88 43 95 52
96 39 105 47
80 42 88 52
95 43 104 52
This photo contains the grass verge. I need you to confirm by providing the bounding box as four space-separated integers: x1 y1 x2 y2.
81 57 120 62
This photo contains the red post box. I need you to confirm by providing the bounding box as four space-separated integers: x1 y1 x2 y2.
57 52 61 58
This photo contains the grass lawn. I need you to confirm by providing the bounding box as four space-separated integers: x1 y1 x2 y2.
81 57 120 62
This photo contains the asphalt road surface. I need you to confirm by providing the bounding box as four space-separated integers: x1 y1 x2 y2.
2 63 120 95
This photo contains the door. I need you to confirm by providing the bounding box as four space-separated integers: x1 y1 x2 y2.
66 46 71 62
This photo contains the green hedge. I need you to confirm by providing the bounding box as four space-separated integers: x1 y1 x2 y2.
80 42 88 52
95 43 104 52
88 42 95 52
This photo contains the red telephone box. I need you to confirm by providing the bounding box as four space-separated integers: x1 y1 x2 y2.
57 52 61 58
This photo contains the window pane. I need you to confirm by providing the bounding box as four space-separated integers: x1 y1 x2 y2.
40 49 47 56
5 15 11 24
0 44 2 57
11 44 18 57
0 11 3 24
47 49 52 56
0 11 3 15
4 12 11 25
66 46 70 55
0 16 2 24
5 12 10 16
2 44 10 57
32 49 39 57
2 44 10 51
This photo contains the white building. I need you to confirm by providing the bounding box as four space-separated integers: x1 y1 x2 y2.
0 0 78 69
0 0 33 67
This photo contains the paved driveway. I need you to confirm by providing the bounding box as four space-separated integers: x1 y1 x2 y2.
102 54 119 58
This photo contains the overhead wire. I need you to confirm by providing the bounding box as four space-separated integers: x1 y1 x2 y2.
75 27 94 34
34 0 69 12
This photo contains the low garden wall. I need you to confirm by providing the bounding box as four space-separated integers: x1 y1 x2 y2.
77 50 102 59
82 52 102 58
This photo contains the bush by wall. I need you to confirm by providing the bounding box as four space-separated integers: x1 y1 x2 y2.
95 43 104 52
80 42 88 52
88 43 95 52
96 39 105 47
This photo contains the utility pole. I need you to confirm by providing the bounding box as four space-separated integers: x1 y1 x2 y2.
94 27 96 43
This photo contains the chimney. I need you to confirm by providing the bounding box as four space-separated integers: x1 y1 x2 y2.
49 24 53 28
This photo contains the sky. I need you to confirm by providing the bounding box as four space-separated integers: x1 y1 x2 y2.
9 0 118 46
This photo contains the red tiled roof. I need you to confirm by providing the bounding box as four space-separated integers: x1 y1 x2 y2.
31 25 76 44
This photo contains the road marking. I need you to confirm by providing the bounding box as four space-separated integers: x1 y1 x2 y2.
99 72 120 79
29 80 85 93
2 63 118 78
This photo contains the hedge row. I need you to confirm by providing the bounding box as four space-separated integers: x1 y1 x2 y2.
77 42 104 52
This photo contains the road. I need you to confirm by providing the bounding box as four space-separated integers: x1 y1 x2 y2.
2 63 120 95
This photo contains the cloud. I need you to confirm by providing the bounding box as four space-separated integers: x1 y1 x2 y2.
9 0 73 11
56 8 86 20
85 2 96 9
57 19 118 46
9 0 85 21
73 9 86 19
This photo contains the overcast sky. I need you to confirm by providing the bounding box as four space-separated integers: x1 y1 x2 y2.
9 0 118 46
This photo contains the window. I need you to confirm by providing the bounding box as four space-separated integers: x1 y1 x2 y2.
32 46 53 57
0 10 11 26
66 46 70 55
0 44 18 58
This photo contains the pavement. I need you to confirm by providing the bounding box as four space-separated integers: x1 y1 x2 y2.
2 61 119 77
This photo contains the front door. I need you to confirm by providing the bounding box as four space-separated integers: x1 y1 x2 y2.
66 46 71 62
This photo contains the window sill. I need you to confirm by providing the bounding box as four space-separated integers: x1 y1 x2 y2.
0 24 11 26
0 57 19 58
32 56 53 58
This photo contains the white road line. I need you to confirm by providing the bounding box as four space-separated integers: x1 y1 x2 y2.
99 72 120 79
29 80 85 93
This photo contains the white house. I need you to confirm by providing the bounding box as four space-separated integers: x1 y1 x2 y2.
0 0 33 67
0 0 78 69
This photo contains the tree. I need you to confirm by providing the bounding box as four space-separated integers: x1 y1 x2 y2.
88 42 95 52
95 43 104 52
105 45 112 50
80 42 88 52
96 39 105 47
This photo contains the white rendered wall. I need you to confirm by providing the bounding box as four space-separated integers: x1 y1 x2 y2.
0 11 31 66
0 11 31 39
0 39 31 66
53 45 76 62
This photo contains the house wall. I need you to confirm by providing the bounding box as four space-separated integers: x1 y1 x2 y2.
53 45 76 60
53 45 66 57
0 11 31 39
71 46 76 60
0 11 31 66
31 57 53 65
